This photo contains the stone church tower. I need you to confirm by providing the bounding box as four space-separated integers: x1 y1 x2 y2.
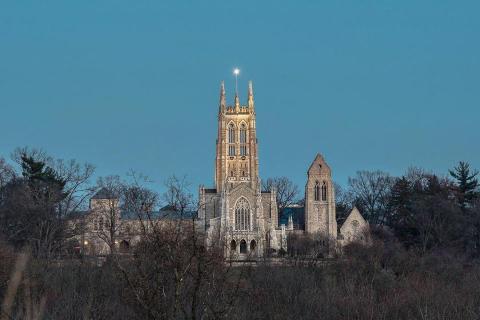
198 81 281 259
304 154 337 241
215 80 259 192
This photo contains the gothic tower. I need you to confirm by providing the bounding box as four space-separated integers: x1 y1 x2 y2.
215 81 259 192
304 154 337 240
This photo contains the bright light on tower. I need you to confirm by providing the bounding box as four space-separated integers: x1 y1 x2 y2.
233 68 240 95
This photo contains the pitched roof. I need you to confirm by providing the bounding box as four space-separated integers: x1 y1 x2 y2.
91 187 118 200
122 205 197 220
340 206 368 232
307 153 331 175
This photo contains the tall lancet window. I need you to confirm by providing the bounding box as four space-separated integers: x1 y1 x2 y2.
235 197 250 231
240 123 247 156
322 181 327 201
314 181 320 201
228 123 236 156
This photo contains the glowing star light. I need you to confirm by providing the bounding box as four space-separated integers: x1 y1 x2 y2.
233 68 240 94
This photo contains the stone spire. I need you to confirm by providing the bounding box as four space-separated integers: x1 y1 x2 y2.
219 81 226 114
287 214 293 230
248 80 254 112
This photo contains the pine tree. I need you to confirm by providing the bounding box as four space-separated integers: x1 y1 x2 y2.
449 161 479 209
388 177 417 247
20 154 64 185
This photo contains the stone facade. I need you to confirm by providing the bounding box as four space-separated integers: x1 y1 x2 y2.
339 207 370 246
197 81 282 259
198 81 369 260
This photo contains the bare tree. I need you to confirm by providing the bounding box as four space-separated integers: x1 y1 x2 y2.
114 175 247 319
262 177 299 216
0 148 94 258
348 170 394 225
0 158 15 190
334 182 354 223
122 171 160 236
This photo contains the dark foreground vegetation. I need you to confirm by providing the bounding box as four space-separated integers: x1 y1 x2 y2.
1 147 480 319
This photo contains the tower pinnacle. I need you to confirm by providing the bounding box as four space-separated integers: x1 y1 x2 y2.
248 80 254 111
219 81 226 114
233 68 240 111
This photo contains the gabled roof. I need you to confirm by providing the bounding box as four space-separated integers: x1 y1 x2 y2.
307 153 331 175
340 206 368 231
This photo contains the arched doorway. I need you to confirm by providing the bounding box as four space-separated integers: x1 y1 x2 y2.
240 239 247 254
230 239 237 251
250 240 256 254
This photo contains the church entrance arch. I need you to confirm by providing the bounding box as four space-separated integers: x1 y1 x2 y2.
240 239 247 254
250 240 257 254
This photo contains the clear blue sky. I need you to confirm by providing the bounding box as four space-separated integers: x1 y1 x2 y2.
1 1 479 193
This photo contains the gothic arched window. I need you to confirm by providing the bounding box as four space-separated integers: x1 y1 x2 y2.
228 123 236 156
230 239 237 251
240 123 247 156
228 123 235 143
235 198 251 231
322 181 327 201
314 181 320 201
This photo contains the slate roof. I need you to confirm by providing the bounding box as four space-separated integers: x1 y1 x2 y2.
122 205 197 220
91 187 118 199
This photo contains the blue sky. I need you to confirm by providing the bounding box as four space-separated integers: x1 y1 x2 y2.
1 1 479 193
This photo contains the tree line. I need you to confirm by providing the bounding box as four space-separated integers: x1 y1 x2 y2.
1 147 480 319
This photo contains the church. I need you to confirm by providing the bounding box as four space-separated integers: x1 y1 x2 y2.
197 81 368 260
77 80 368 259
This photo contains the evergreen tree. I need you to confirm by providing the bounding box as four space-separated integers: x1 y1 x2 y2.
449 161 479 209
20 153 65 186
388 177 417 247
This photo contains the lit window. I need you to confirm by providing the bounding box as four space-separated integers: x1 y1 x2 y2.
240 145 247 156
228 123 235 143
229 145 236 156
228 123 236 156
240 124 247 156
